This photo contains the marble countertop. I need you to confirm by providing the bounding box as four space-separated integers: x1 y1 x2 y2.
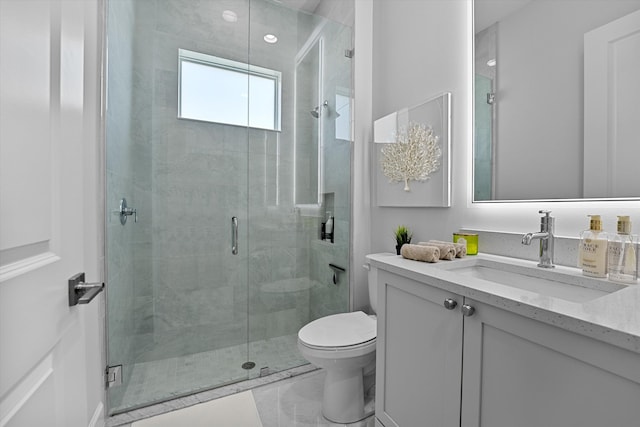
366 252 640 354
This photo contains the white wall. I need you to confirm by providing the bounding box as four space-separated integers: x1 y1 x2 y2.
369 0 470 254
352 0 373 311
356 0 640 290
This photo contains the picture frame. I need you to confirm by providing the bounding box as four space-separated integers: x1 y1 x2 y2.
373 92 451 207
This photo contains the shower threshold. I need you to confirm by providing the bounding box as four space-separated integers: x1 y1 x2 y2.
107 334 310 423
106 363 316 427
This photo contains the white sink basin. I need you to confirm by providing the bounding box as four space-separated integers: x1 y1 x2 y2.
441 258 626 303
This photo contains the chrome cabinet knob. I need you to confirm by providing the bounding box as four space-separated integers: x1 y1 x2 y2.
461 304 475 317
443 298 458 310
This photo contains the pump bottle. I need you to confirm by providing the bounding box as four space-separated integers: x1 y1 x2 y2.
608 216 637 284
325 212 333 242
578 215 608 278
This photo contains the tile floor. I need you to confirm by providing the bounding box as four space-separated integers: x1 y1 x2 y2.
111 334 307 413
113 370 375 427
252 370 376 427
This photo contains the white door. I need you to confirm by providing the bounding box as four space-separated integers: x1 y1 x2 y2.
583 9 640 198
0 1 103 426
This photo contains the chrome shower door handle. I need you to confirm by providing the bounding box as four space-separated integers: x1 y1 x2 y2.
232 216 238 255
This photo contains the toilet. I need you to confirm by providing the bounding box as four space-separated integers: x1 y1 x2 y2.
297 264 378 423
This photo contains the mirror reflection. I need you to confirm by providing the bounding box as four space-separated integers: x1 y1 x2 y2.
474 0 640 201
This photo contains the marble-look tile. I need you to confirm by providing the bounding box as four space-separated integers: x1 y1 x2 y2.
108 334 312 415
253 371 375 427
111 369 375 427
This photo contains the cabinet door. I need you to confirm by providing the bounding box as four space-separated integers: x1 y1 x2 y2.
461 299 640 427
376 271 463 427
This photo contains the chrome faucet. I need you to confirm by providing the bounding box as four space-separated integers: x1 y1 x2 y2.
522 210 555 268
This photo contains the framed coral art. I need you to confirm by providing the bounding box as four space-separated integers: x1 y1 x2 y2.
373 92 451 207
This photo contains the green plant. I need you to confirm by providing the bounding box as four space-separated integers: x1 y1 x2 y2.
394 225 412 246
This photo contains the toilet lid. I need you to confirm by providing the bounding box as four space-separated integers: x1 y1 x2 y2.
298 311 376 348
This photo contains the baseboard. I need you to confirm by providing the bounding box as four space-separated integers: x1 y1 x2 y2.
89 401 104 427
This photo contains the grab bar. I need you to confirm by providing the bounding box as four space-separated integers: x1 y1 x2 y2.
329 263 346 273
232 216 238 255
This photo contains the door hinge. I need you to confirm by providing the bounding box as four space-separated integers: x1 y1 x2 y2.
106 365 122 388
344 48 354 58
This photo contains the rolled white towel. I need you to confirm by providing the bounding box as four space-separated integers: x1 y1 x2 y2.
417 241 456 260
423 240 467 258
401 244 440 263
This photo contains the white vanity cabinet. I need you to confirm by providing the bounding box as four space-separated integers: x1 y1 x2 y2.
375 269 464 427
461 298 640 427
375 269 640 427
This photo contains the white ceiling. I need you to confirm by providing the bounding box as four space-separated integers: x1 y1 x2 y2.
475 0 534 33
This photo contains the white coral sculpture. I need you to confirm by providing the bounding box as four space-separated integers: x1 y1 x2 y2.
380 122 441 191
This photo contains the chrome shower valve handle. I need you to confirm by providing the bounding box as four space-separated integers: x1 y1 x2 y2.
116 198 137 225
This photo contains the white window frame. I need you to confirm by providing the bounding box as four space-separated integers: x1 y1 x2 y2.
178 49 282 131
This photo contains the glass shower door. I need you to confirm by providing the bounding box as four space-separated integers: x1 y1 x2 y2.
105 0 251 414
105 0 354 416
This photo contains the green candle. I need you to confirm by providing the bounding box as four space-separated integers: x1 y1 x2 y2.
453 232 478 255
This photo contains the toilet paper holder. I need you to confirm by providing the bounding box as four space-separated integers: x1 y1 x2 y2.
329 263 346 285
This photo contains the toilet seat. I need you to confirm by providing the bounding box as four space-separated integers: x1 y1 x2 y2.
298 336 376 361
298 311 376 349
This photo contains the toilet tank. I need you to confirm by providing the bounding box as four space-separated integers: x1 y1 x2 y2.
366 263 378 313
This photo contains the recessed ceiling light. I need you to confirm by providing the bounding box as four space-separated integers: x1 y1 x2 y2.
487 58 496 67
263 34 278 44
222 10 238 23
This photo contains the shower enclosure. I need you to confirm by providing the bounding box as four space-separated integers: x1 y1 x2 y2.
474 23 497 201
105 0 353 414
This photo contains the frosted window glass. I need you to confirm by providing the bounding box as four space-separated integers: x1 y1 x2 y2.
248 74 276 130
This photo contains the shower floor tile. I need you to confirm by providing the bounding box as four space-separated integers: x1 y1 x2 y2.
112 334 307 413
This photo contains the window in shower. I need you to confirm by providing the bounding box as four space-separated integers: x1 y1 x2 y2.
178 49 282 131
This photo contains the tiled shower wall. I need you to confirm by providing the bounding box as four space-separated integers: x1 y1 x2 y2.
106 0 353 378
309 17 352 320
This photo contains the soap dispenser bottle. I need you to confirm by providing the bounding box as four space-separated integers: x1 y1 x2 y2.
607 216 637 284
578 214 608 278
325 211 334 242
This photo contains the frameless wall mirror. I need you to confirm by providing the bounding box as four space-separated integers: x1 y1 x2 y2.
295 36 324 209
473 0 640 202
